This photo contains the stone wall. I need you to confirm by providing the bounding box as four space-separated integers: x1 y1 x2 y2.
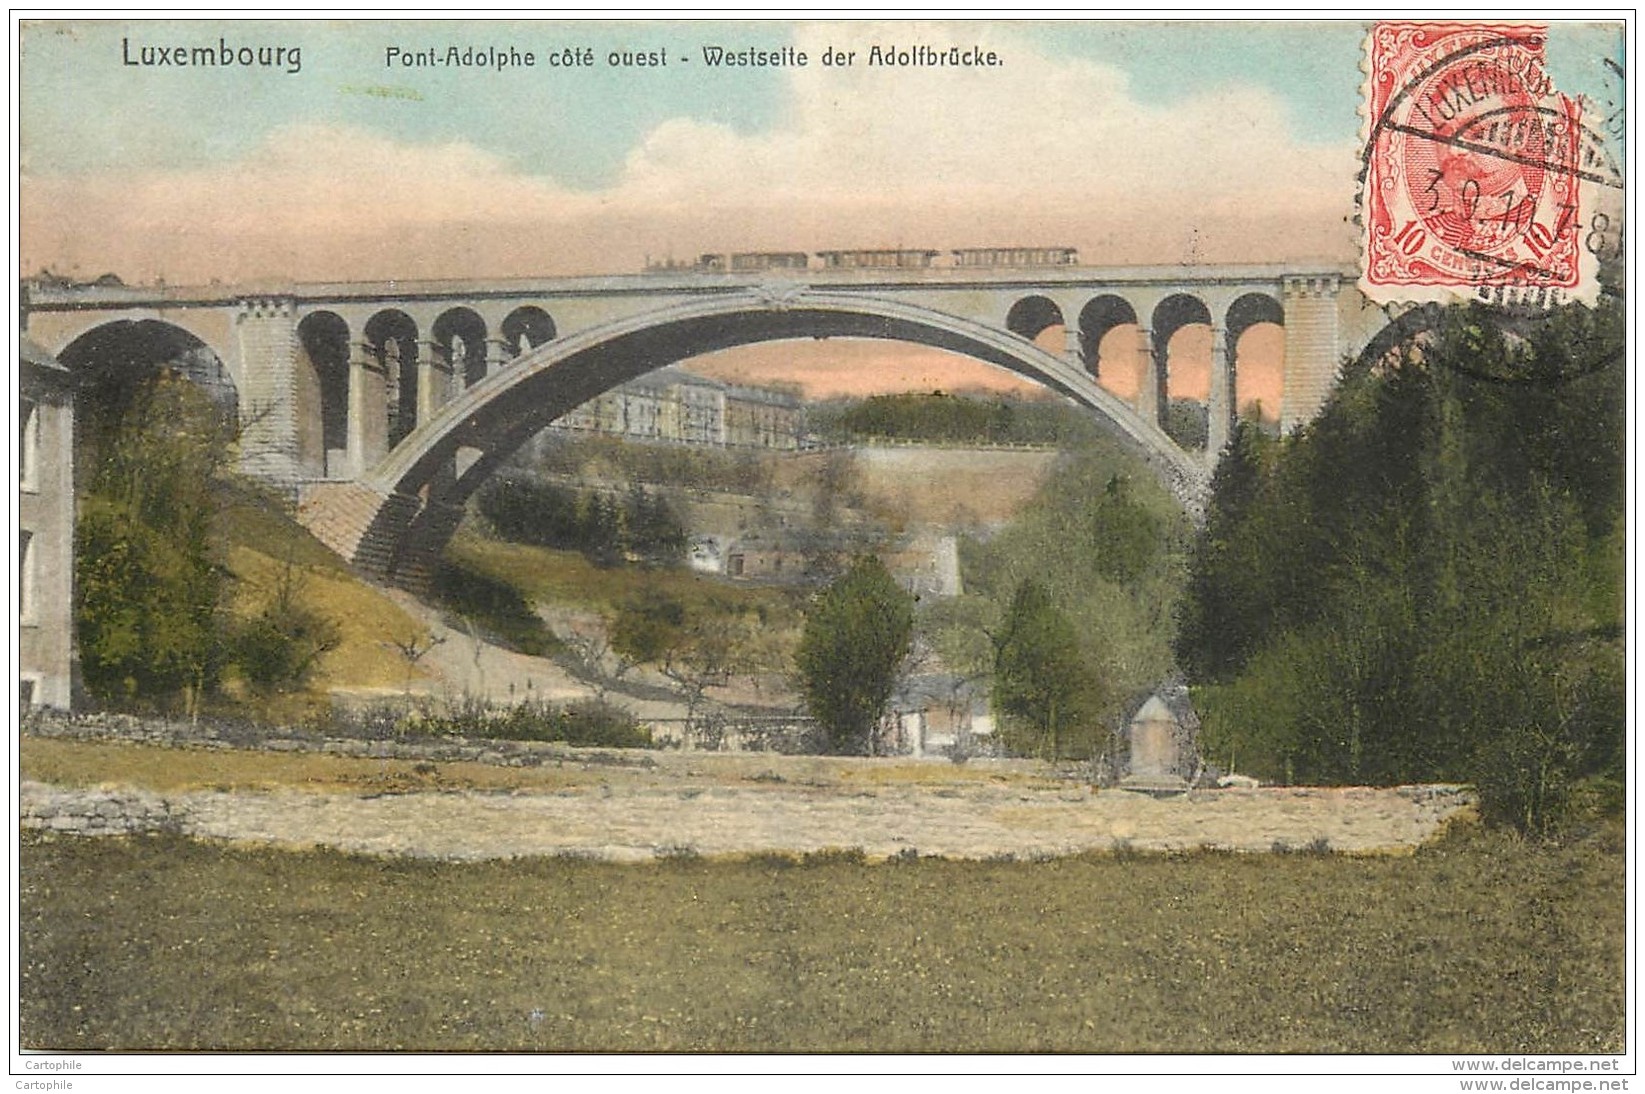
23 708 658 770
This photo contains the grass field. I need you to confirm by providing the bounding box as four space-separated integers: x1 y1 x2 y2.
19 821 1623 1054
19 736 1056 797
447 526 802 618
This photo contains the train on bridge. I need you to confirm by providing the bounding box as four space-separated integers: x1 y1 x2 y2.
646 246 1080 275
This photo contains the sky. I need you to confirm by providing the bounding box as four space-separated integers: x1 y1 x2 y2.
17 18 1627 399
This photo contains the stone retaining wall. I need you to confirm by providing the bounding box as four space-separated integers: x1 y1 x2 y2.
23 708 656 770
22 782 184 838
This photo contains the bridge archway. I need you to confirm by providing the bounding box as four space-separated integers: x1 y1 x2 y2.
1152 294 1214 449
57 319 238 478
501 306 556 357
1006 295 1065 350
1078 295 1143 402
297 311 351 477
1225 293 1286 427
433 307 488 388
364 310 420 446
317 291 1210 585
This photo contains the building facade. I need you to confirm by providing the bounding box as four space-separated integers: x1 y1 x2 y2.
547 366 805 450
19 337 75 709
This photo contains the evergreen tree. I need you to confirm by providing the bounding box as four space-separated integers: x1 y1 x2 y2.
795 556 914 753
991 578 1100 759
1180 296 1625 831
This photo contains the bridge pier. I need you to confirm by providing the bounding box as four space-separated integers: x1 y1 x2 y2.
1207 325 1233 460
1144 324 1171 427
486 337 510 376
1280 275 1343 431
346 345 389 478
234 298 305 485
1136 327 1162 428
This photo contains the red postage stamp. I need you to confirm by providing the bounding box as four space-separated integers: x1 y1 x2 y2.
1360 21 1599 306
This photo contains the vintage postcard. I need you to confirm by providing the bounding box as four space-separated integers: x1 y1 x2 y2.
11 15 1632 1083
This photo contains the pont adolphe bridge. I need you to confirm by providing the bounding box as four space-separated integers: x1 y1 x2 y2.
24 259 1381 588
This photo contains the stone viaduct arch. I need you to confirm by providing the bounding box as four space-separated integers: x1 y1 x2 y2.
304 290 1210 586
52 318 240 466
23 262 1375 587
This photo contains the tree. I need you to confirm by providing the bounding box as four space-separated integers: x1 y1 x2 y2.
991 578 1101 759
233 560 341 694
1181 296 1625 831
795 555 914 753
75 375 234 710
624 486 688 564
658 607 759 747
610 589 687 670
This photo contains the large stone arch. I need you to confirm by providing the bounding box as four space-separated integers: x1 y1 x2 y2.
40 309 241 394
300 291 1211 586
56 319 239 476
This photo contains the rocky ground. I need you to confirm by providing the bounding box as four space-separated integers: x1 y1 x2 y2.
21 713 1475 862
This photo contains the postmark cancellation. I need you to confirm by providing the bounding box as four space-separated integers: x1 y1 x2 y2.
1360 21 1617 307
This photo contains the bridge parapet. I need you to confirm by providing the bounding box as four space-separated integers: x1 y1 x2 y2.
27 261 1375 579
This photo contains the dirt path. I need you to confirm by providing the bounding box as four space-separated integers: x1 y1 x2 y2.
20 764 1473 862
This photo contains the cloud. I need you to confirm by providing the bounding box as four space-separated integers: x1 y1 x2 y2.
21 22 1359 284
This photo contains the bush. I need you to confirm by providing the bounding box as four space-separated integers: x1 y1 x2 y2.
403 695 652 749
476 476 687 567
232 565 340 694
795 556 914 753
430 560 559 656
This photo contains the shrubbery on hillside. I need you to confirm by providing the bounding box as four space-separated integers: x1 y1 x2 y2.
811 392 1108 447
1179 295 1625 834
74 375 343 711
477 477 687 567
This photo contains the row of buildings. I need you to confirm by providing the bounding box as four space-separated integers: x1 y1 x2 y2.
545 366 807 450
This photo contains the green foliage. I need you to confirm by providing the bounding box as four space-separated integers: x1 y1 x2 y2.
232 563 342 694
992 580 1105 759
404 696 652 749
610 589 688 668
430 559 560 657
76 496 224 703
75 376 352 711
74 377 234 707
1181 298 1626 833
811 392 1107 447
955 450 1187 741
524 433 775 495
795 556 915 753
476 476 688 567
916 595 998 684
1163 399 1209 450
